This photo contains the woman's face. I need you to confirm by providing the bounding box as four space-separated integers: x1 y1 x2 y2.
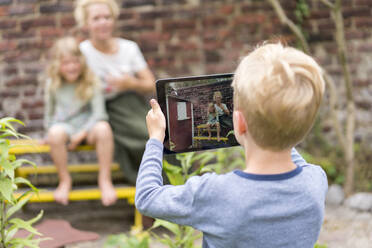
215 95 222 104
59 54 82 83
86 3 114 41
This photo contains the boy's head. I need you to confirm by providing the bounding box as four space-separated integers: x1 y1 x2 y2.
231 43 325 151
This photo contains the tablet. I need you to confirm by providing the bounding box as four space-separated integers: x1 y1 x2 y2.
156 73 239 153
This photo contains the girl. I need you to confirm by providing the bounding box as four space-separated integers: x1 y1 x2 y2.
206 102 221 141
44 37 117 206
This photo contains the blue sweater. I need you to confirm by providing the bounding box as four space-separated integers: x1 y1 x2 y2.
135 139 328 248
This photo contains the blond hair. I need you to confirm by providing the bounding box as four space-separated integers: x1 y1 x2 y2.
74 0 120 27
232 43 325 151
213 91 222 102
47 36 97 102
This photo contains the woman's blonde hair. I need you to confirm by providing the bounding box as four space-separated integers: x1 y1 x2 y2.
232 42 325 151
74 0 120 27
47 36 97 102
213 91 222 102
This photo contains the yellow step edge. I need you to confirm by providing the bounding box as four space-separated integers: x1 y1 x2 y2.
16 163 120 178
14 187 136 203
9 139 95 155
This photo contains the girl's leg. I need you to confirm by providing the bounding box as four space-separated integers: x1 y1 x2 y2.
87 121 117 206
207 123 212 140
48 125 71 205
216 122 221 142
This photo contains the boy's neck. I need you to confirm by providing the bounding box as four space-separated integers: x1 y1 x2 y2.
243 147 296 175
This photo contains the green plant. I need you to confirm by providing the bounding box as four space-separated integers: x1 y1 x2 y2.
104 231 150 248
150 219 201 248
0 117 44 248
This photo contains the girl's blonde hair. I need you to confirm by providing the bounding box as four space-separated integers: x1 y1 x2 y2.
74 0 120 27
208 102 215 113
232 42 325 151
47 36 97 102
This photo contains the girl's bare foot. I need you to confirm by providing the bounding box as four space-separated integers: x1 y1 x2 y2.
54 180 71 205
99 181 117 206
208 134 211 140
217 136 221 142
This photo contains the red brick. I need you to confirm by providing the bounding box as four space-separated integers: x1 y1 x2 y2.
0 0 11 5
203 16 227 28
0 40 17 52
22 99 43 109
0 6 9 16
138 32 171 42
5 76 38 87
21 16 56 31
355 17 372 27
219 5 234 15
4 66 18 76
40 27 64 38
3 30 36 39
0 19 16 29
40 2 73 14
234 14 266 25
61 15 76 28
122 0 156 8
0 90 19 98
162 19 196 31
9 4 34 15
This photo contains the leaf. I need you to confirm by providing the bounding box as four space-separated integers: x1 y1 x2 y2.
14 177 39 192
0 177 14 203
152 219 180 236
11 159 36 170
9 210 43 236
6 193 33 221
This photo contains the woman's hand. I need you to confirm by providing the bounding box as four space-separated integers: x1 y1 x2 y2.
68 130 88 150
105 69 155 94
106 74 135 92
146 99 166 143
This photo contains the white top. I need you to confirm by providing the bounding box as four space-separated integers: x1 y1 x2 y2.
80 38 147 99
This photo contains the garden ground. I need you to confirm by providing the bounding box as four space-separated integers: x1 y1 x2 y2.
17 201 372 248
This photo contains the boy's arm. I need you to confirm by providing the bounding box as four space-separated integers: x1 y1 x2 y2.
135 100 211 226
291 148 307 167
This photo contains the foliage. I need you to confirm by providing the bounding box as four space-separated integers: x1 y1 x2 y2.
314 244 328 248
150 219 201 248
0 117 44 248
104 231 150 248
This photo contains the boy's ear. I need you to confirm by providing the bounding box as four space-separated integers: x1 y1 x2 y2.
233 110 247 135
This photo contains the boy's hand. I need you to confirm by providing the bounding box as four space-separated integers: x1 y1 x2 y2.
146 99 166 143
68 130 87 150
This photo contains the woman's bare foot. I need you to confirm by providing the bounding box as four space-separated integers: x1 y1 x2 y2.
54 180 71 205
99 181 117 206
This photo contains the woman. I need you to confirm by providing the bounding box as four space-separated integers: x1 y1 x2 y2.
74 0 155 185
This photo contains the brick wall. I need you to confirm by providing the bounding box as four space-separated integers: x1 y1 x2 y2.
0 0 371 146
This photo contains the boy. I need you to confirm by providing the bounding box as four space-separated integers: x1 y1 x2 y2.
135 43 328 248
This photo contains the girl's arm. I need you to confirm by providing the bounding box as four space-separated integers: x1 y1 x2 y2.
222 103 230 115
80 84 108 132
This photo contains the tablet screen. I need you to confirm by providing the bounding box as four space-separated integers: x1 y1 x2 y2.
156 73 239 153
